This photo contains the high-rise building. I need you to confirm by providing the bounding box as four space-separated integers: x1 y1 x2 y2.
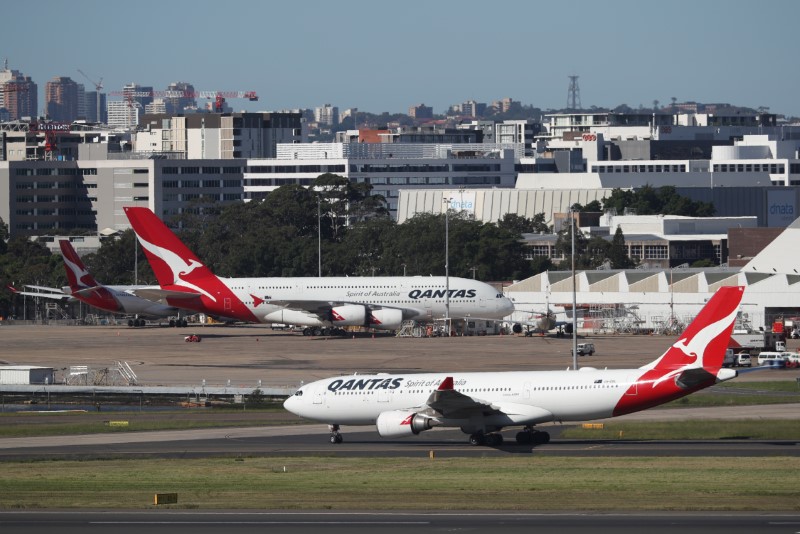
0 61 38 120
408 103 433 119
46 76 80 122
107 100 139 129
164 82 197 114
84 91 107 123
122 83 153 122
314 104 339 126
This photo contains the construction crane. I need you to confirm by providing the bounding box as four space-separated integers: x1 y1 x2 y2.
77 69 104 121
109 89 259 112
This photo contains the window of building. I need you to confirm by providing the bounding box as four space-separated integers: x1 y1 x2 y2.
163 167 179 174
181 180 200 188
182 167 200 174
202 167 221 174
223 179 241 188
644 245 668 259
223 166 242 174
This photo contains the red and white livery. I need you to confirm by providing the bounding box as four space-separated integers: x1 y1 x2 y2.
284 286 745 445
123 207 514 331
9 240 180 326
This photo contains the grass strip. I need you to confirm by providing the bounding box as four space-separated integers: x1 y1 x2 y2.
561 419 800 440
0 456 797 511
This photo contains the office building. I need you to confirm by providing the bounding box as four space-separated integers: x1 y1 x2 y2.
45 76 80 123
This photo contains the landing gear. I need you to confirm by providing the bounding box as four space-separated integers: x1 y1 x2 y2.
468 432 503 446
328 424 343 444
515 427 550 445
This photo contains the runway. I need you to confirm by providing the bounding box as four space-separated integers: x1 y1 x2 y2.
0 419 798 460
1 510 800 534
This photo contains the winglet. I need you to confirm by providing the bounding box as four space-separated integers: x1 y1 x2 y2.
438 377 454 391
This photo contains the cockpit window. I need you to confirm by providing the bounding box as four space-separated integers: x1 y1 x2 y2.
294 390 303 396
496 293 503 298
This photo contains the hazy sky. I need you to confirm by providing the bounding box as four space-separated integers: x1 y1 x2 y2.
4 0 799 117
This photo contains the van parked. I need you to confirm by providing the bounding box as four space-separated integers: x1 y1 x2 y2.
756 351 789 368
735 352 752 367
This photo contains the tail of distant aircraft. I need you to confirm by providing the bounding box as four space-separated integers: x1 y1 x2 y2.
58 240 123 312
59 240 99 291
613 285 744 416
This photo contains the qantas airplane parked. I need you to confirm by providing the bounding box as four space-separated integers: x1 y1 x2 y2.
284 285 744 446
123 207 514 332
8 240 182 326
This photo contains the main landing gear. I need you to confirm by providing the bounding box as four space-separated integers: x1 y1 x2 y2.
515 426 550 445
328 424 343 444
468 431 503 446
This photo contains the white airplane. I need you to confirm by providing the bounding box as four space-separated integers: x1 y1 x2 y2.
8 240 183 327
123 207 515 332
284 285 744 446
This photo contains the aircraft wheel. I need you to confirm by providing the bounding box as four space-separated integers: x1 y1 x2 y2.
312 327 322 337
330 434 343 444
469 432 485 446
128 319 135 327
487 433 503 446
516 431 532 445
532 431 550 444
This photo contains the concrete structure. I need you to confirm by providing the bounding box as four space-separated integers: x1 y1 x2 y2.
245 143 520 214
45 77 80 123
106 100 138 129
314 104 338 126
504 268 800 335
135 111 305 159
0 366 55 385
0 63 37 121
0 157 244 236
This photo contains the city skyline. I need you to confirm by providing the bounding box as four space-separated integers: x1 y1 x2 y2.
3 0 800 118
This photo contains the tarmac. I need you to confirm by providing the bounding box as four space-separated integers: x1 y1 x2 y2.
1 323 798 393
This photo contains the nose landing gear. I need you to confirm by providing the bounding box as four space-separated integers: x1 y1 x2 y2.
328 424 343 444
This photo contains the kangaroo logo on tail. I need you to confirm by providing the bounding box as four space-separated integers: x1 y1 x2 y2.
134 233 217 303
59 240 97 290
651 298 741 387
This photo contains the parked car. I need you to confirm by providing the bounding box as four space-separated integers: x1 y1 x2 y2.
576 343 595 356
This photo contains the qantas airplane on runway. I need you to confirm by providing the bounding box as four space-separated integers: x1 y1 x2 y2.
284 285 744 446
123 207 514 332
8 240 182 326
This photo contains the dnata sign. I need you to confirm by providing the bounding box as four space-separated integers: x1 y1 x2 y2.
767 190 797 227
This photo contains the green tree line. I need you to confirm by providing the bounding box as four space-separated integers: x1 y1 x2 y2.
0 181 714 318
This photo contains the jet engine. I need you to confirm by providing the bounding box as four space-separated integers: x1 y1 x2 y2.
368 308 403 330
329 304 367 326
376 410 436 438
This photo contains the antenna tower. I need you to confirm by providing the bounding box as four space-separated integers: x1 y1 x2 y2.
567 75 581 110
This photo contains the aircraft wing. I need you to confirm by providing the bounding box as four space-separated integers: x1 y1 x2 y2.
7 285 72 301
419 377 553 424
130 287 204 305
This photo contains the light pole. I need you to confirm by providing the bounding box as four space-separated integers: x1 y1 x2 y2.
443 196 451 335
317 196 322 277
571 207 578 370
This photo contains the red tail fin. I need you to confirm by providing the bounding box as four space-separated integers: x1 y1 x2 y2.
59 240 98 290
123 207 216 289
647 285 744 372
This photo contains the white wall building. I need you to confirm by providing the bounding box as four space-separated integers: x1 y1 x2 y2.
245 143 520 215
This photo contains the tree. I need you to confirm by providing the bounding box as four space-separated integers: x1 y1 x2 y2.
85 230 155 285
602 186 715 217
497 213 550 236
609 226 635 269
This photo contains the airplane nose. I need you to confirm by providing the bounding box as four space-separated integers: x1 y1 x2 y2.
283 394 298 414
